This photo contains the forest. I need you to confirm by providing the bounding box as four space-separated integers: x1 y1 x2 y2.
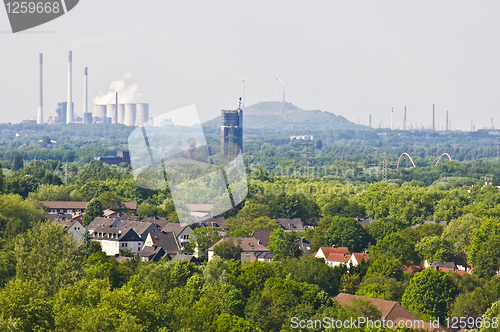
1 149 500 331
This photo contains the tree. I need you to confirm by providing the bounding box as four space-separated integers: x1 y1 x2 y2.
186 227 222 260
323 216 371 252
472 235 500 279
441 214 482 258
97 191 124 210
268 228 301 260
0 162 3 193
0 279 53 331
83 198 104 226
4 175 40 198
416 236 453 265
15 222 85 296
0 194 45 239
366 217 403 244
212 313 262 332
13 152 23 172
213 238 243 260
402 268 458 320
366 257 404 281
371 232 420 266
78 181 110 201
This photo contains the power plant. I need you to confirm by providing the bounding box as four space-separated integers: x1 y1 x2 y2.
37 51 149 126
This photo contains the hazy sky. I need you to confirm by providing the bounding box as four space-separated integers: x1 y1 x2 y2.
1 0 499 130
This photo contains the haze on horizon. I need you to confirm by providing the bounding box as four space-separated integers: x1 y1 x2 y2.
0 0 499 131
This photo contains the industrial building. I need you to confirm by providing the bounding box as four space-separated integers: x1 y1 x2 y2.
221 102 243 156
92 103 149 126
94 151 131 165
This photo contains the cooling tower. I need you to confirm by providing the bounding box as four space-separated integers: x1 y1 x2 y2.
117 104 125 124
135 103 149 126
94 104 107 122
106 104 117 124
124 103 137 126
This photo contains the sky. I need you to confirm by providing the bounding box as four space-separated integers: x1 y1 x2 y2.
1 0 499 131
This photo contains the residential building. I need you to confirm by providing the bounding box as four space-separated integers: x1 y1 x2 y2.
275 218 305 232
49 215 85 241
143 232 181 256
313 246 369 267
43 201 137 214
251 231 272 247
94 228 143 256
336 294 446 331
162 223 193 247
208 237 270 263
172 253 198 264
139 246 165 262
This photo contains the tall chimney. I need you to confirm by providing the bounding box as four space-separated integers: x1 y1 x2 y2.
446 111 449 131
403 106 406 130
66 51 73 124
432 104 435 131
37 53 43 124
369 114 372 127
83 67 88 123
391 108 394 130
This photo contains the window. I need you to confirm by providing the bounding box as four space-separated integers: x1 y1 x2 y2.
67 209 73 213
246 252 249 257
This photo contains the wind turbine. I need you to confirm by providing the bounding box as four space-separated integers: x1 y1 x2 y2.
270 69 285 102
236 75 250 107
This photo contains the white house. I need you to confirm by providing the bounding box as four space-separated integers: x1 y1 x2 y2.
94 228 143 256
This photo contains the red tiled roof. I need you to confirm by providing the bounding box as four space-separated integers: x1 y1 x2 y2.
327 253 351 263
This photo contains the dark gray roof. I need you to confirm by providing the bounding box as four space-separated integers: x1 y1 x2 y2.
162 223 191 235
139 246 165 262
192 216 226 229
297 238 311 255
257 252 274 259
356 218 375 228
276 218 304 231
251 231 272 247
172 253 198 263
94 228 142 242
148 232 180 254
88 217 121 232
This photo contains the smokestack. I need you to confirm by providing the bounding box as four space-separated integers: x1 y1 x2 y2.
403 106 406 131
66 51 73 124
37 53 43 124
446 111 449 131
83 67 88 123
391 108 394 130
432 104 435 131
369 114 372 127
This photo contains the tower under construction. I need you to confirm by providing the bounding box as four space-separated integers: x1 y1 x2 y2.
221 99 243 156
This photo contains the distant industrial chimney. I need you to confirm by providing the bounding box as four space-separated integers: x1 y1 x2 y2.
66 51 73 124
391 108 394 130
369 114 372 127
403 106 407 131
446 110 449 131
37 53 43 124
83 67 89 124
432 104 435 131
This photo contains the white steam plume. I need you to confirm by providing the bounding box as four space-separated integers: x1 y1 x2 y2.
94 72 143 104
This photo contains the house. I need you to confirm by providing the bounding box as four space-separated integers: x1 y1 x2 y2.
143 232 181 256
192 216 227 231
411 220 447 229
251 231 272 247
313 246 369 267
431 262 471 275
335 294 446 331
139 246 165 262
275 218 305 231
208 237 270 262
116 219 162 240
162 223 193 247
94 228 144 256
87 217 122 234
50 215 86 241
348 252 370 266
103 209 118 218
172 253 198 264
256 252 274 263
356 218 375 228
186 204 213 218
43 201 137 214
